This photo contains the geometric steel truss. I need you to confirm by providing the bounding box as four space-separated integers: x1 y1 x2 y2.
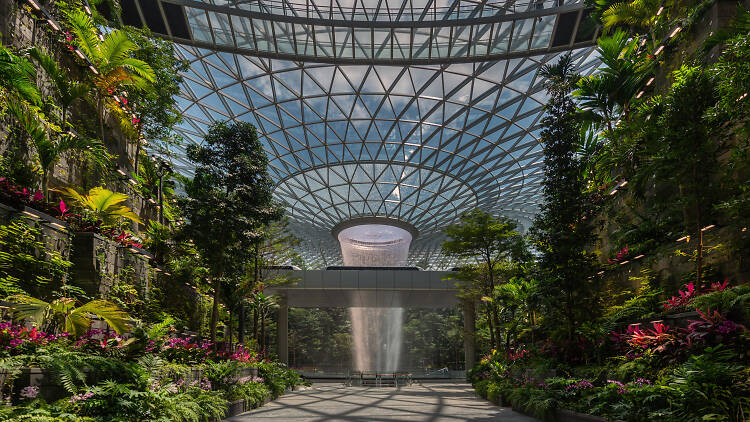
120 0 600 268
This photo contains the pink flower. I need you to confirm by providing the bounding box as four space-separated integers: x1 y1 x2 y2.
20 386 39 399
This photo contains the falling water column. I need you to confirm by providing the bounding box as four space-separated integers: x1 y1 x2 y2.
337 223 413 372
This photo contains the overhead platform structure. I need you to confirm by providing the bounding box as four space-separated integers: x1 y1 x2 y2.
264 268 459 307
120 0 597 65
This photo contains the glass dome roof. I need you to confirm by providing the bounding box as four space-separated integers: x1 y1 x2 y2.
122 0 601 268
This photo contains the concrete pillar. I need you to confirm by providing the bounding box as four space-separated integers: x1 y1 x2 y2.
461 298 476 371
277 295 288 365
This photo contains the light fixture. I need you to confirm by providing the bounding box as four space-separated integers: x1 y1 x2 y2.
654 45 664 55
646 77 655 86
49 222 66 229
669 26 682 38
27 0 41 10
74 49 85 60
165 272 171 276
148 198 156 204
738 93 748 102
701 224 715 231
609 188 618 196
619 180 628 187
128 247 139 253
83 4 91 14
128 178 138 185
47 19 60 31
619 260 629 265
634 254 644 259
89 65 99 74
676 235 688 242
656 6 664 15
116 169 127 176
636 91 644 98
597 271 604 275
743 227 747 232
113 95 120 102
21 209 40 219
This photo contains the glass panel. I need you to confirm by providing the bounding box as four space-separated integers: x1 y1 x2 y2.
472 23 491 56
208 12 232 46
274 21 295 54
353 28 370 59
334 27 353 58
185 8 212 43
314 25 334 57
252 18 274 51
431 26 450 58
450 25 471 57
294 24 314 56
231 15 254 49
490 21 512 54
392 28 410 59
413 27 431 58
373 28 391 59
510 19 533 52
530 15 555 50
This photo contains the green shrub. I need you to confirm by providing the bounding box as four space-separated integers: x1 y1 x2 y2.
474 379 490 398
226 382 270 408
486 382 501 404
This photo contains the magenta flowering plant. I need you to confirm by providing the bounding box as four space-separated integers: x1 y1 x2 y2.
664 282 698 310
685 308 747 346
157 336 259 364
0 177 45 209
565 379 595 392
0 321 68 355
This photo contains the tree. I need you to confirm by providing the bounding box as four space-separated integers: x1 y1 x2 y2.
574 30 650 133
647 66 720 287
442 209 527 351
600 0 666 50
123 27 189 174
66 9 155 146
530 54 599 346
179 121 281 346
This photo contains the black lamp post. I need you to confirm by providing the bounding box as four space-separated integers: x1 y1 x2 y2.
150 155 172 225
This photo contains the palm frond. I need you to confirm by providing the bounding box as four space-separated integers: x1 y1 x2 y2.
7 294 51 327
74 299 131 334
64 9 100 62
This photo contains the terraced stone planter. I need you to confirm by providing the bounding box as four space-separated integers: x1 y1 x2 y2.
70 232 118 296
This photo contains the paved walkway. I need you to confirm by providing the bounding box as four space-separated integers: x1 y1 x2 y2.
226 383 539 422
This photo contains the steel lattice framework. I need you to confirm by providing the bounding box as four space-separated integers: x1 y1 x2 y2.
121 0 600 268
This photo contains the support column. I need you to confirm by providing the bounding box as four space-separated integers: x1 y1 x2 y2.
277 295 288 365
461 297 476 371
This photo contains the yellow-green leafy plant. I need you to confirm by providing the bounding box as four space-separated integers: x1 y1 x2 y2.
59 186 142 226
8 295 131 337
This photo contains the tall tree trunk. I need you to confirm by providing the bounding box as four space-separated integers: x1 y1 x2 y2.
260 312 266 353
228 307 233 348
210 275 221 349
252 307 259 342
485 303 495 350
98 96 106 146
238 303 245 344
694 163 704 288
